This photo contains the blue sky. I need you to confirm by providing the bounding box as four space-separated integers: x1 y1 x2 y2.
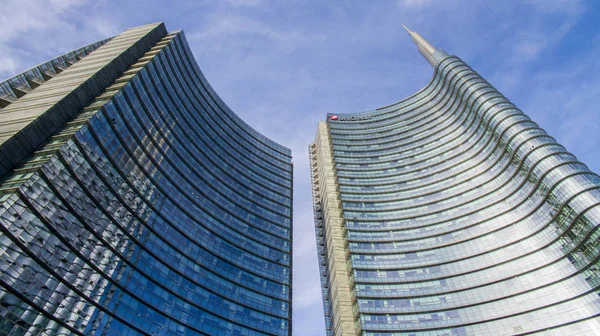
2 1 600 335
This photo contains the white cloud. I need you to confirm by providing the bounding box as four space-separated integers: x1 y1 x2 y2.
397 0 437 9
0 52 21 75
224 0 263 7
525 0 585 15
188 14 300 44
0 0 123 80
511 19 578 62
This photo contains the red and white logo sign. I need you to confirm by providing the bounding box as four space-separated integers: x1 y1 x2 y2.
329 115 339 120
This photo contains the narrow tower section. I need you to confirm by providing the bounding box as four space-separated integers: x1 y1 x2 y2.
310 122 361 336
402 25 449 67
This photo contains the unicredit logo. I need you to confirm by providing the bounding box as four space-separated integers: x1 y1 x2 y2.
329 115 371 121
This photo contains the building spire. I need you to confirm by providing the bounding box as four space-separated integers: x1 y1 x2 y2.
402 25 439 67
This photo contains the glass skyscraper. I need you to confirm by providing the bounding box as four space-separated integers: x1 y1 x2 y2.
310 26 600 335
0 23 293 335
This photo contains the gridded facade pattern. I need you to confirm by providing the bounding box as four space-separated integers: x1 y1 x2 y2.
0 38 111 110
310 37 600 335
0 23 293 335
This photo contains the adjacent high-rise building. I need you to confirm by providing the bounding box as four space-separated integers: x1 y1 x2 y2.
310 26 600 335
0 23 293 335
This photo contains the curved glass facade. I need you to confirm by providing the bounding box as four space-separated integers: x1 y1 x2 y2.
310 30 600 335
0 23 292 335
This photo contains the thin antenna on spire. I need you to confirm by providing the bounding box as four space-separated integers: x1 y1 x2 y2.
402 25 439 67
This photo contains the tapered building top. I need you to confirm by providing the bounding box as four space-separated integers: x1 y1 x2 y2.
403 24 443 66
